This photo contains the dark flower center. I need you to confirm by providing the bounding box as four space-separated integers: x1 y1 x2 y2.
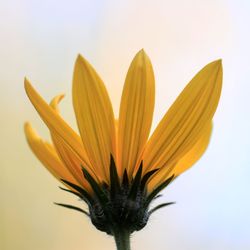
56 155 175 235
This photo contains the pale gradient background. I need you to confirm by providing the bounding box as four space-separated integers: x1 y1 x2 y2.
1 0 249 249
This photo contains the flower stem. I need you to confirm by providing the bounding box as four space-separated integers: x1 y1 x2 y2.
113 229 131 250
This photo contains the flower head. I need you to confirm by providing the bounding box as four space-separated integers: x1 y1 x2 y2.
24 50 222 237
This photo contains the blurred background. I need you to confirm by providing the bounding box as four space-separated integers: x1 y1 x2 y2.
1 0 249 249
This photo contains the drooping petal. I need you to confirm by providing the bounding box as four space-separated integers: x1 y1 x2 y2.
72 55 116 182
118 50 155 178
24 122 77 185
143 60 222 174
49 95 94 191
146 122 213 192
24 79 92 173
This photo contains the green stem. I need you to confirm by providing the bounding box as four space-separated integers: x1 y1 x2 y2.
113 229 131 250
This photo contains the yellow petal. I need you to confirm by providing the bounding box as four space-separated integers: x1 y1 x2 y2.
118 50 155 178
146 122 213 192
173 121 213 176
115 119 119 134
50 94 65 112
50 95 96 191
24 79 92 173
115 118 119 162
72 55 116 182
24 122 77 185
143 60 222 174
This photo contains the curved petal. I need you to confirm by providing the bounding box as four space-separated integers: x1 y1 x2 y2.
147 122 213 192
24 79 92 173
24 122 78 185
72 55 116 182
50 94 65 112
50 95 94 191
118 50 155 178
143 60 222 174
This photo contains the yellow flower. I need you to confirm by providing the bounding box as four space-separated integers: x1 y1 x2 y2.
24 50 222 238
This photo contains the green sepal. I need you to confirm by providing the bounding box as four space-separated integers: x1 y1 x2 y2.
110 154 121 198
153 194 163 200
149 202 176 216
128 162 143 200
61 179 94 205
59 186 83 199
82 167 109 205
145 175 174 207
122 169 129 189
140 168 159 192
54 202 89 217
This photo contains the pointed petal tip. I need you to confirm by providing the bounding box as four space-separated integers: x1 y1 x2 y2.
51 94 65 103
50 94 65 111
132 49 151 68
24 121 30 127
24 77 30 87
75 53 87 66
24 122 37 136
137 48 148 58
76 53 83 61
24 78 34 96
217 58 222 63
74 53 93 74
24 122 38 142
217 59 223 70
213 59 223 77
214 58 222 66
24 122 31 132
199 59 223 80
209 59 223 70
